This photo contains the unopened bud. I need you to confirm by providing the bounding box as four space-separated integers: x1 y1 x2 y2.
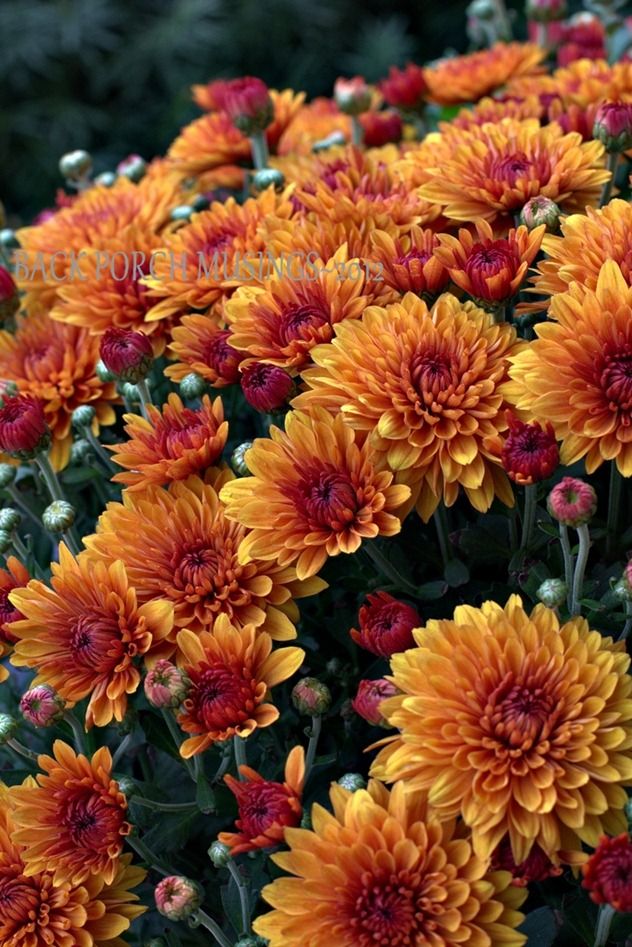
291 677 331 716
537 578 567 608
208 840 231 867
0 229 19 250
42 500 76 533
252 168 285 191
179 372 207 400
593 102 632 154
0 464 17 489
20 685 65 727
0 713 18 743
94 171 117 188
96 359 116 383
519 197 561 234
547 477 597 527
171 205 194 222
0 529 14 554
59 150 92 182
337 773 367 792
0 508 20 532
235 937 269 947
334 77 372 116
231 442 254 477
116 154 147 182
72 405 96 430
154 875 202 922
117 776 138 798
70 438 93 465
144 660 191 708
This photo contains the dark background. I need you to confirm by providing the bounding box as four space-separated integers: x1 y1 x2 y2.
1 0 576 221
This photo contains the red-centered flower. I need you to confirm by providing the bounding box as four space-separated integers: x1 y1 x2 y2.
350 591 419 658
333 77 372 115
216 77 274 134
0 266 19 322
359 110 402 147
379 63 427 110
218 746 305 854
0 395 50 460
583 834 632 912
369 227 450 298
240 362 294 413
500 413 559 486
352 678 398 727
492 836 563 887
167 321 246 386
100 327 154 384
593 101 632 153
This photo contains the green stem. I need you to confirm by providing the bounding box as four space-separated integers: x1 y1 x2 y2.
161 709 196 780
593 903 616 947
212 744 233 783
129 796 197 812
519 484 537 551
363 542 419 596
493 305 507 324
7 738 38 762
7 485 40 529
433 503 451 568
351 116 364 147
606 462 622 557
125 833 169 876
559 524 574 613
619 600 632 641
233 735 248 778
111 733 133 769
63 711 86 754
600 152 619 207
227 859 251 935
135 379 152 421
34 453 64 501
570 524 591 617
86 428 118 474
249 131 269 171
304 715 322 784
192 908 233 947
9 532 30 564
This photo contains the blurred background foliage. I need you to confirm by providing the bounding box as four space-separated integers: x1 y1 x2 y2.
2 0 585 221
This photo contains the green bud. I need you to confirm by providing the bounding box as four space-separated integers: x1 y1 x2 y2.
120 382 140 402
467 0 496 19
235 937 269 947
252 168 285 191
70 438 93 465
117 154 147 182
519 197 561 234
117 776 138 798
0 229 19 250
96 359 117 383
291 677 331 716
0 464 17 488
337 773 367 793
72 405 96 430
42 500 76 533
179 372 207 400
536 578 567 609
0 508 20 532
0 529 14 554
59 149 93 181
300 809 313 830
612 577 630 603
231 442 254 477
312 131 346 153
171 205 194 222
0 713 18 743
94 171 117 188
208 840 231 867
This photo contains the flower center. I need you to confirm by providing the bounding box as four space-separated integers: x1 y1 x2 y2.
191 663 257 730
488 678 556 751
62 792 115 849
466 244 513 277
279 302 329 345
203 332 238 375
239 782 292 836
490 151 533 185
300 470 359 529
395 249 431 267
351 874 421 945
0 589 20 642
601 351 632 412
175 545 223 588
410 350 456 397
69 615 122 670
0 875 40 933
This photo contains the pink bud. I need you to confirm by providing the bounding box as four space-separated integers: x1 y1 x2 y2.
334 76 372 116
144 660 191 708
352 678 398 727
155 875 201 921
20 685 65 727
547 477 597 527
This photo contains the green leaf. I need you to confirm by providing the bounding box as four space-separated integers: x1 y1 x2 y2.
60 466 103 485
220 878 246 938
415 580 448 601
444 559 469 588
195 775 216 814
519 907 557 947
141 809 201 853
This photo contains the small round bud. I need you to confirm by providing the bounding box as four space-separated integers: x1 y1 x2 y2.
334 77 372 116
235 937 269 947
252 168 285 191
72 405 96 431
231 441 253 477
352 678 398 727
547 477 597 527
217 77 274 135
240 363 294 413
179 372 207 400
337 773 367 793
120 382 140 402
300 809 313 830
593 102 632 154
0 229 19 250
519 196 561 234
116 154 147 182
0 464 17 489
468 0 496 20
96 359 117 383
612 577 629 603
100 327 154 385
0 712 18 743
0 529 14 554
144 660 191 708
291 677 331 716
536 578 567 608
70 438 93 465
42 500 76 533
117 776 138 798
0 395 51 460
154 875 202 921
191 193 212 212
59 149 93 182
94 171 117 187
208 840 231 868
171 204 194 222
0 508 20 532
20 685 65 727
312 131 347 153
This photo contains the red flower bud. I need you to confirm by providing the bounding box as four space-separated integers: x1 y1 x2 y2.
0 267 19 322
492 835 563 887
155 876 202 921
352 678 398 727
547 476 597 527
359 110 403 147
20 685 65 727
100 327 153 384
205 329 244 386
379 63 427 111
334 77 372 116
582 834 632 913
240 362 294 413
501 414 559 486
350 592 419 658
216 77 274 135
0 395 50 460
144 660 191 708
593 101 632 154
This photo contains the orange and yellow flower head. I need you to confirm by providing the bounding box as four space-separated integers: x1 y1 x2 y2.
419 118 609 227
0 312 118 470
220 408 411 580
11 741 130 886
424 41 545 105
294 292 521 521
84 473 324 644
370 595 632 864
166 319 244 386
111 393 228 490
253 779 527 947
368 226 450 298
175 615 304 757
9 547 175 727
507 261 632 476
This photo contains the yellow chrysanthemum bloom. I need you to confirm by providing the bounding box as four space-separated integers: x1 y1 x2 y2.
424 41 545 106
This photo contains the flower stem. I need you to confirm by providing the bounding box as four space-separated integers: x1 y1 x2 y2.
570 524 591 616
111 733 133 769
9 532 30 564
363 542 419 596
519 483 537 551
34 453 64 501
233 735 247 778
161 708 196 780
86 428 118 474
249 131 269 170
135 379 152 421
619 600 632 641
227 859 251 935
63 711 86 754
433 503 451 568
559 524 574 613
600 153 619 207
126 833 169 877
7 738 38 762
351 116 364 147
606 461 622 557
493 305 507 324
212 743 233 783
304 715 322 784
130 796 198 812
7 485 40 529
593 903 616 947
192 908 233 947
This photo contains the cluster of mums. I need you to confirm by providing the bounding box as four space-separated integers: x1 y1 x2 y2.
1 6 632 946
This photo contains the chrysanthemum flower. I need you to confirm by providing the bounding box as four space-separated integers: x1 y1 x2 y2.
220 408 410 580
240 363 294 412
9 547 175 727
499 413 559 485
83 473 324 643
370 595 632 864
450 95 544 130
0 785 145 947
224 246 370 373
424 42 545 105
350 591 419 657
379 62 427 110
218 745 304 854
11 741 130 886
368 226 450 298
0 313 118 469
506 261 632 475
166 320 245 386
0 556 29 681
175 615 304 756
582 834 632 912
434 219 545 306
419 118 609 226
276 98 351 156
295 292 521 521
0 395 50 460
359 110 402 147
110 393 228 490
253 779 527 947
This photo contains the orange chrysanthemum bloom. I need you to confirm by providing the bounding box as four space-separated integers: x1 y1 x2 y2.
449 94 544 130
368 226 450 298
0 555 30 681
276 98 351 155
527 199 632 306
506 58 632 111
0 783 145 947
253 779 526 947
175 615 304 757
0 312 118 469
434 219 545 306
424 41 545 106
371 595 632 864
224 246 370 373
143 188 294 324
166 319 243 386
110 393 228 490
218 746 304 855
220 408 410 580
84 473 324 643
16 174 183 312
506 261 632 476
295 292 521 521
9 547 174 727
419 118 609 226
11 742 130 886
